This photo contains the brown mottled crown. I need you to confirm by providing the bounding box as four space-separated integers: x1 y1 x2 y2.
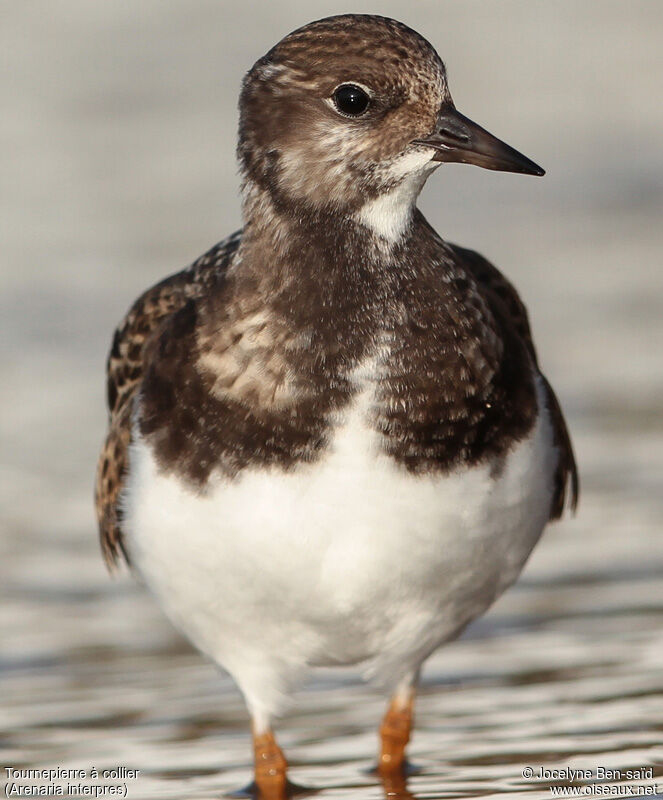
237 15 449 212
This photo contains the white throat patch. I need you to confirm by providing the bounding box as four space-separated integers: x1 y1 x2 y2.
355 149 437 244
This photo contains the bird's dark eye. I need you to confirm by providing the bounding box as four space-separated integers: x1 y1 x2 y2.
332 84 370 116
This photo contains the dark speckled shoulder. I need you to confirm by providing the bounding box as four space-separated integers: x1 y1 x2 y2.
95 232 241 568
372 214 540 477
446 238 579 518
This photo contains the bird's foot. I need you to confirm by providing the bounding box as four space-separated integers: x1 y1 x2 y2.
378 697 413 774
252 730 289 799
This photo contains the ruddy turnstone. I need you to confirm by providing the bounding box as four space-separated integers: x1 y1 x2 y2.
95 14 577 798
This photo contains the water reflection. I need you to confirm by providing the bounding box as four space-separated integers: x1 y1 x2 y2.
226 768 415 800
376 767 416 800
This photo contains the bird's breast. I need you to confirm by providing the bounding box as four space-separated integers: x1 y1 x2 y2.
122 368 557 676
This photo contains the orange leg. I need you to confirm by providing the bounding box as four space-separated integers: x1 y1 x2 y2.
253 727 288 800
378 686 416 774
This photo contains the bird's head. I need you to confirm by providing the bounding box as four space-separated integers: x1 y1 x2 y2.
238 14 543 241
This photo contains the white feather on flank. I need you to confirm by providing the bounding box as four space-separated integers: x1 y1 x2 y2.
355 149 437 243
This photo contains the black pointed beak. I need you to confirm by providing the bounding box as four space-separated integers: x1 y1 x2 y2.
414 103 544 176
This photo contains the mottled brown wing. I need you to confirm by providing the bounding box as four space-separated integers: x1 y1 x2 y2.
95 232 241 568
449 242 579 520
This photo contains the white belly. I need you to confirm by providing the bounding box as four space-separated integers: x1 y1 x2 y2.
122 375 556 716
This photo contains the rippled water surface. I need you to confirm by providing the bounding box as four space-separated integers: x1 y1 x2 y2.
2 3 663 798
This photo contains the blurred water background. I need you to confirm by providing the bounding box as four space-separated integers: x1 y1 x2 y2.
2 2 663 798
